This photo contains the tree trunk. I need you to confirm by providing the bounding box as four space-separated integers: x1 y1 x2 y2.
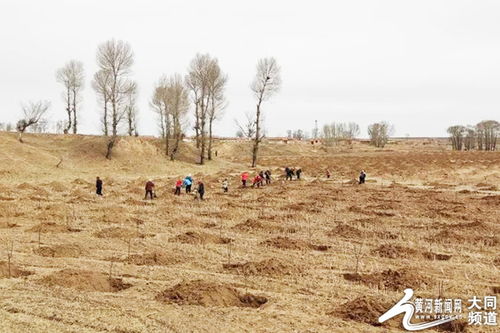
65 86 71 134
72 88 77 134
103 99 109 136
252 102 262 167
208 117 213 160
106 136 116 159
194 101 200 149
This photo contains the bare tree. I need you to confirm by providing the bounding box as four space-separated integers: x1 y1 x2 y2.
151 77 171 155
463 126 476 151
186 54 222 164
207 63 227 160
235 112 256 139
125 81 138 136
16 101 50 142
56 60 84 134
476 120 499 151
167 75 189 160
96 39 134 159
151 75 189 160
250 57 281 167
368 122 393 148
447 125 466 151
92 69 112 136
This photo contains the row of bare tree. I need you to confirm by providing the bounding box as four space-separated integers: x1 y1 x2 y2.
447 120 499 151
9 38 282 166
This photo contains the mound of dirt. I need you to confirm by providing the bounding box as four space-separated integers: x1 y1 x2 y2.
232 218 265 231
27 222 79 233
124 252 180 266
371 244 417 259
427 230 466 243
94 227 142 239
480 195 500 204
327 223 364 238
332 295 389 326
18 183 38 191
0 220 17 228
155 280 267 308
39 269 131 292
48 181 67 192
343 269 425 291
34 244 83 258
494 257 500 266
428 229 498 247
72 178 91 186
261 236 330 251
422 252 452 261
0 261 33 278
223 258 300 276
170 231 232 245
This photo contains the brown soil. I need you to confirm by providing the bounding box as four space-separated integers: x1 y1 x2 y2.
332 295 390 326
0 220 18 228
261 236 330 251
155 280 267 308
427 230 466 243
39 269 132 292
223 258 300 276
232 218 265 231
27 222 79 233
327 223 364 238
371 244 417 259
34 244 83 258
94 227 142 239
124 251 180 266
422 252 452 261
343 269 425 291
436 320 468 332
170 231 232 245
0 261 33 278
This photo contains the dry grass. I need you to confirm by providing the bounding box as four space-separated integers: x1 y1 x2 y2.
0 132 498 332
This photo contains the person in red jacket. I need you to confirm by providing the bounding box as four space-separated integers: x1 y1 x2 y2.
144 180 155 200
241 172 249 187
174 179 182 195
252 174 262 188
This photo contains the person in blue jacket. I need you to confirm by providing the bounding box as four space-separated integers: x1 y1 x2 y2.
184 174 193 193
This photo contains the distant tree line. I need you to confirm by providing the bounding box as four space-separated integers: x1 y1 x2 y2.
321 122 360 145
447 120 499 151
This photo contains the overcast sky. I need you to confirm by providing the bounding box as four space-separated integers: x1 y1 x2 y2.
0 0 499 138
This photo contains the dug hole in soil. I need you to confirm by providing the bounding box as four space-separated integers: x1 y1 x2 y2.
156 279 268 308
343 269 426 291
223 258 301 276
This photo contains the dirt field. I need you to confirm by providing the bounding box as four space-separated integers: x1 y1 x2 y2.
0 132 498 332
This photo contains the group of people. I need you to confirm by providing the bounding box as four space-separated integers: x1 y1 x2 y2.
95 167 367 200
240 170 272 188
284 167 302 180
173 174 205 199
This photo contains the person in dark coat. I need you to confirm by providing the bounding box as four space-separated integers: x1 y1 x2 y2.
197 181 205 200
96 177 103 196
296 168 302 180
264 170 271 185
144 180 155 199
359 170 366 184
